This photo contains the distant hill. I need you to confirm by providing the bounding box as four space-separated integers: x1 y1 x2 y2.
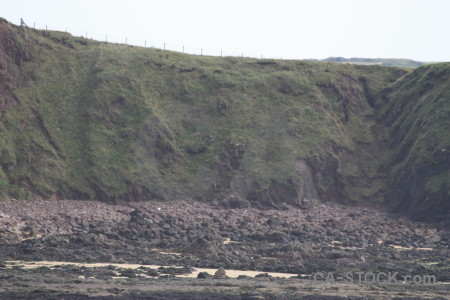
0 17 448 221
322 57 425 68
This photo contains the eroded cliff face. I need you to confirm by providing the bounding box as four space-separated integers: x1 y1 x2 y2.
0 19 448 221
377 64 450 221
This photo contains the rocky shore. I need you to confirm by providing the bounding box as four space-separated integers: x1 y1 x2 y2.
0 199 449 299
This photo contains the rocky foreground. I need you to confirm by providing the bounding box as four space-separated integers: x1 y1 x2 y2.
0 199 449 299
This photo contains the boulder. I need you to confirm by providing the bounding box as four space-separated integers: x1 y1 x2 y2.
214 267 226 277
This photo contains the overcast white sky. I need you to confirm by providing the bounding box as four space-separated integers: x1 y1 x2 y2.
2 0 449 61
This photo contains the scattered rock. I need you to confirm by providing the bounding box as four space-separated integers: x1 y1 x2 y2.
197 272 211 279
0 199 447 280
255 273 271 278
214 267 226 277
146 269 159 277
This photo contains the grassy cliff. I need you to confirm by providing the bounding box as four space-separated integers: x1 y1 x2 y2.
377 63 450 220
0 19 448 220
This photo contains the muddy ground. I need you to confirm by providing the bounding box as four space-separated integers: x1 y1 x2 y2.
0 199 449 299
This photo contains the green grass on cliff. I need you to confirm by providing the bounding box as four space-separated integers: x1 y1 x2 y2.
0 19 448 219
378 63 450 209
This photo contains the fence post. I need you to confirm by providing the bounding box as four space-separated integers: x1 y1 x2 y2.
164 43 165 50
201 49 203 55
86 32 88 39
33 22 35 29
106 35 108 42
183 46 184 53
145 40 146 47
221 50 222 57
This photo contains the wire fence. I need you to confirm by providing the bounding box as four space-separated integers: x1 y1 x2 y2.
24 20 284 60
